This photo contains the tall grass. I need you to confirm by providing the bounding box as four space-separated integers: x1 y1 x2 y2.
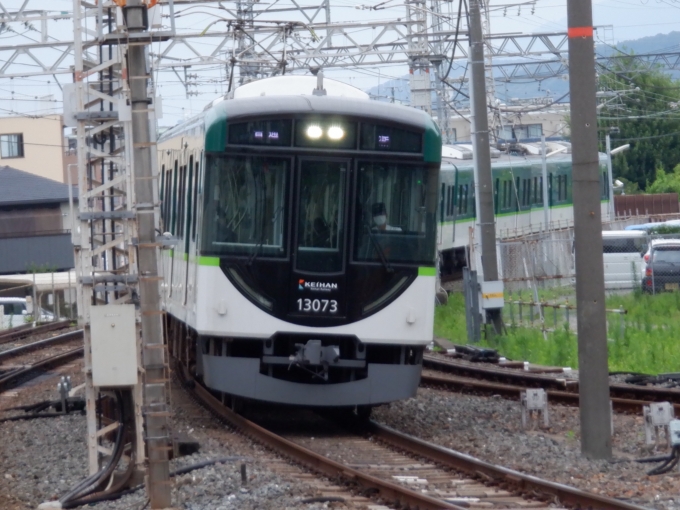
435 290 680 374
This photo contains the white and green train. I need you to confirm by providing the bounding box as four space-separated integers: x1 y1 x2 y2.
158 76 441 413
437 145 611 274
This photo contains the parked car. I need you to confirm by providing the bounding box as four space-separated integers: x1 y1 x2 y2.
642 243 680 293
601 230 647 290
0 297 53 329
640 239 680 278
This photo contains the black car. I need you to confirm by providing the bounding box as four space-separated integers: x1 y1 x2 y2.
642 244 680 293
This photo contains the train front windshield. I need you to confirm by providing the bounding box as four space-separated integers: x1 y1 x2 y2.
201 156 436 267
354 162 436 265
203 155 289 258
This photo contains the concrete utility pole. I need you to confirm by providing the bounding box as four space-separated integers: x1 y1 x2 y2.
567 0 612 460
125 1 172 505
468 0 502 335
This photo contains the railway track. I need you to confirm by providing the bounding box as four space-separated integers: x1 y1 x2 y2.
179 364 646 510
0 320 71 346
423 353 680 413
0 329 83 392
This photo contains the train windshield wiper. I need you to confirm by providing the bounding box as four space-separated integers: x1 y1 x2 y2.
247 206 284 266
366 224 394 273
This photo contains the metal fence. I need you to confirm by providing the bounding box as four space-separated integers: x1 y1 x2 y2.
497 231 680 334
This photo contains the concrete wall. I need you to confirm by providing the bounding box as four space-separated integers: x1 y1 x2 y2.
0 115 65 183
0 233 74 274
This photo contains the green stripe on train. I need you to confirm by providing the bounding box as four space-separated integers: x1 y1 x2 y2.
418 267 436 276
198 256 221 266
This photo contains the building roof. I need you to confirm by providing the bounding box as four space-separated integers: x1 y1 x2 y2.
0 166 76 207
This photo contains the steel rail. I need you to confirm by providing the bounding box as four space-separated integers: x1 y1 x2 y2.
368 421 648 510
424 354 680 407
0 321 72 346
0 330 84 363
0 346 84 392
421 371 663 413
183 364 646 510
180 367 465 510
424 354 576 391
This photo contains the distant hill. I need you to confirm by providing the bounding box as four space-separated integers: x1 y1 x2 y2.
366 31 680 106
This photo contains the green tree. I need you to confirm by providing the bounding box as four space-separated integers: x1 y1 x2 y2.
597 54 680 191
647 164 680 195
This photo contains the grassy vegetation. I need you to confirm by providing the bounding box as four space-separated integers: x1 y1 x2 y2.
435 290 680 374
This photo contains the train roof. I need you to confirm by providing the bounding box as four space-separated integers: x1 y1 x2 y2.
231 75 369 100
207 94 436 129
441 142 607 169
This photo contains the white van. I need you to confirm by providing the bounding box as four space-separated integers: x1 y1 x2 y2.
0 297 53 329
602 230 647 290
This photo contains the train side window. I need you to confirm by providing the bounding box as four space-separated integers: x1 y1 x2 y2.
440 183 445 220
515 177 520 209
185 156 194 248
538 176 543 205
533 177 537 204
527 179 531 206
557 175 563 202
192 160 200 241
160 164 166 222
463 184 469 214
163 168 170 228
171 160 178 234
160 164 165 217
178 165 187 239
446 186 453 216
494 178 499 213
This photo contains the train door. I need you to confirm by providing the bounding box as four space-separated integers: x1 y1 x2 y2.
289 157 349 321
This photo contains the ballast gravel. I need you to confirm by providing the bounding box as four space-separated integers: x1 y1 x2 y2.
0 369 334 510
374 387 679 510
2 362 679 510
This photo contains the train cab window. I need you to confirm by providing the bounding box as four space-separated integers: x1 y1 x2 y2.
354 162 437 265
201 155 288 258
296 159 347 273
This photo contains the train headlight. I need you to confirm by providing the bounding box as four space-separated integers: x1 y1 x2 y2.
306 125 323 139
327 126 345 140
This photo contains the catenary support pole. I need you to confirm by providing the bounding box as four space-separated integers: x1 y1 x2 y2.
468 0 502 335
606 134 615 220
126 1 172 506
567 0 612 460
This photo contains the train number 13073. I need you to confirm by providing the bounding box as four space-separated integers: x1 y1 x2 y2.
296 298 338 313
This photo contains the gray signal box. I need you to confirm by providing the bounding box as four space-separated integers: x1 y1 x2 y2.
90 304 138 387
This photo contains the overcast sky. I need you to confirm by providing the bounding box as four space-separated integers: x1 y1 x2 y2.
0 0 678 123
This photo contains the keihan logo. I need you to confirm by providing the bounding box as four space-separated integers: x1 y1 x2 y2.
298 279 338 292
